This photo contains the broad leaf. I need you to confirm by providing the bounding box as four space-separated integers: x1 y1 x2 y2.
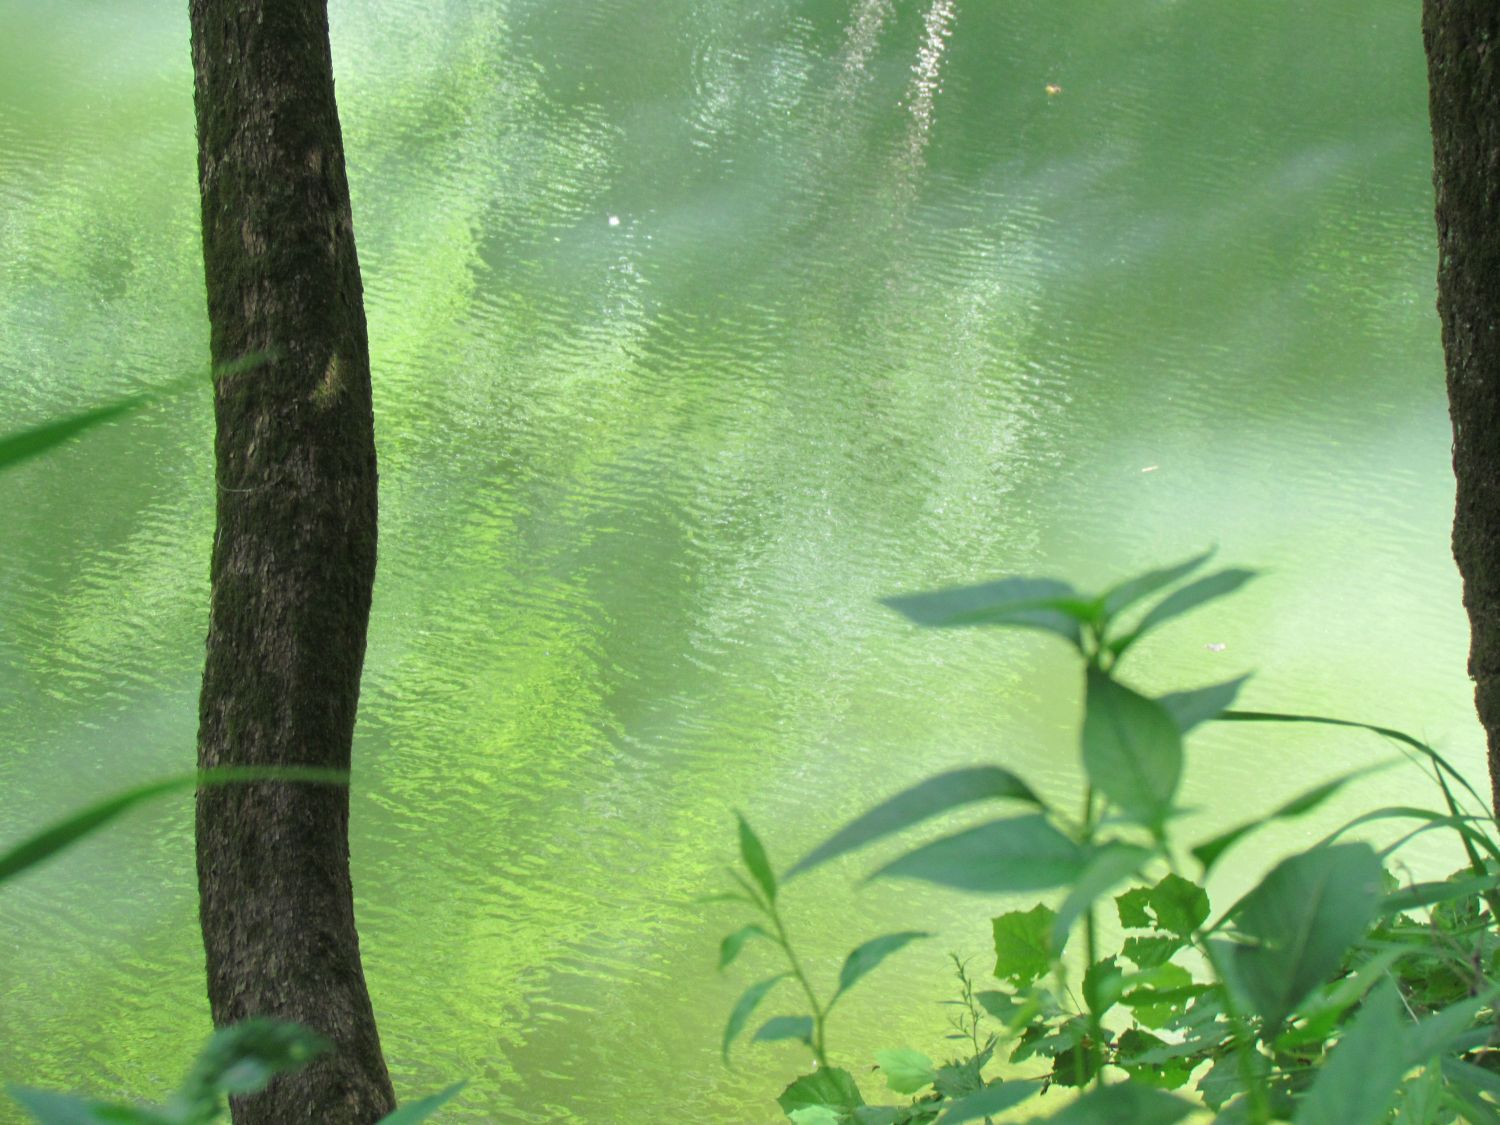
873 1049 935 1095
992 904 1056 986
7 1087 162 1124
936 1079 1042 1124
737 814 777 904
1403 991 1498 1064
1112 568 1257 657
1293 981 1405 1125
753 1016 814 1046
1081 668 1182 831
1083 957 1125 1017
1157 676 1250 734
777 1069 864 1116
723 974 789 1060
833 931 929 1004
719 924 771 970
786 768 1041 880
1226 843 1383 1028
167 1019 327 1115
787 1109 842 1125
1051 842 1153 953
0 767 347 887
1033 1082 1195 1124
882 577 1087 645
375 1083 468 1125
870 815 1085 893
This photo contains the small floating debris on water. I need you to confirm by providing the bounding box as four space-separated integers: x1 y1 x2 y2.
607 215 621 227
1141 464 1159 473
1045 83 1063 96
1204 642 1227 653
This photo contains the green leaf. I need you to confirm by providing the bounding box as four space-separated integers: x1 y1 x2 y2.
1391 1066 1444 1125
1032 1082 1196 1124
1293 981 1405 1125
736 814 777 905
1403 991 1497 1064
778 1069 865 1116
1112 568 1257 658
719 924 772 970
166 1019 327 1116
375 1082 467 1124
935 1079 1043 1124
873 1049 936 1095
1051 842 1153 952
0 767 348 886
1146 873 1210 937
723 974 789 1061
753 1016 814 1046
882 577 1087 645
1382 871 1500 915
785 768 1042 880
787 1109 843 1125
1083 956 1125 1017
934 1042 992 1099
1081 668 1182 831
1114 1029 1193 1090
1120 934 1181 969
1157 676 1250 734
870 814 1086 893
1191 768 1374 873
7 1088 162 1124
1226 843 1383 1029
992 904 1056 987
1100 551 1215 619
833 931 930 1004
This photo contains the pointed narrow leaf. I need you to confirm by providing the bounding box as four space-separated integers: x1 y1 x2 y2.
1293 981 1405 1125
0 398 151 474
1082 668 1182 830
936 1079 1043 1123
1036 1082 1196 1124
1157 676 1250 734
874 1049 936 1095
1403 991 1498 1064
375 1082 468 1125
737 814 777 904
719 924 772 970
870 814 1085 893
1101 551 1215 619
786 768 1041 880
723 974 789 1061
1227 844 1383 1028
6 1087 160 1123
752 1016 814 1045
1383 872 1500 915
1191 768 1375 873
1113 569 1256 658
833 931 930 1004
1051 842 1153 952
882 577 1086 645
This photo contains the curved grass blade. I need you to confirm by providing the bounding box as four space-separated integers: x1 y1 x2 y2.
0 766 348 886
786 767 1041 881
1191 766 1382 874
869 814 1085 893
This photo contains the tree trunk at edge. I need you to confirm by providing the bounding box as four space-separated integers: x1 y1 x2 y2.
189 1 395 1120
1425 3 1500 816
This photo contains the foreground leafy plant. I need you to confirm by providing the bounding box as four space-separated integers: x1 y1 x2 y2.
717 551 1500 1122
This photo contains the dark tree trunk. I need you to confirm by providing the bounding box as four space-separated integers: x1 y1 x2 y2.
1425 3 1500 816
188 1 395 1120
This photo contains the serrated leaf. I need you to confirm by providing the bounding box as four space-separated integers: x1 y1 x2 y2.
736 814 777 904
882 576 1087 645
1157 676 1250 734
833 931 929 1004
1121 934 1181 968
375 1082 467 1124
1112 568 1257 658
1082 668 1182 831
723 974 789 1061
719 924 772 970
1116 886 1152 928
1293 981 1405 1125
778 1069 865 1116
873 1049 935 1095
786 768 1042 880
1051 842 1153 952
1148 873 1210 936
991 904 1056 986
753 1016 814 1046
1227 844 1383 1029
871 815 1085 893
935 1079 1043 1124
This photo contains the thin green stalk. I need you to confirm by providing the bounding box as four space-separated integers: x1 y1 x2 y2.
769 903 829 1068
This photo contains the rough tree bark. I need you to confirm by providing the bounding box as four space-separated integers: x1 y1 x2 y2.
188 1 395 1120
1424 4 1500 816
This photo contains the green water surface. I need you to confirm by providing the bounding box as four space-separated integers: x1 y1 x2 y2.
0 1 1480 1120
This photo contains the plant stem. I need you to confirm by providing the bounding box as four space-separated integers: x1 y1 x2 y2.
769 903 829 1068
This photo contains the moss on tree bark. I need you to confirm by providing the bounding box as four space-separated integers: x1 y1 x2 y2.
188 1 395 1119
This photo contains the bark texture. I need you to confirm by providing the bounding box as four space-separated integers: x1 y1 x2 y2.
1425 4 1500 816
189 1 394 1120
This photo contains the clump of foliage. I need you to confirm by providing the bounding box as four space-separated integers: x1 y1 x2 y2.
715 552 1500 1123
